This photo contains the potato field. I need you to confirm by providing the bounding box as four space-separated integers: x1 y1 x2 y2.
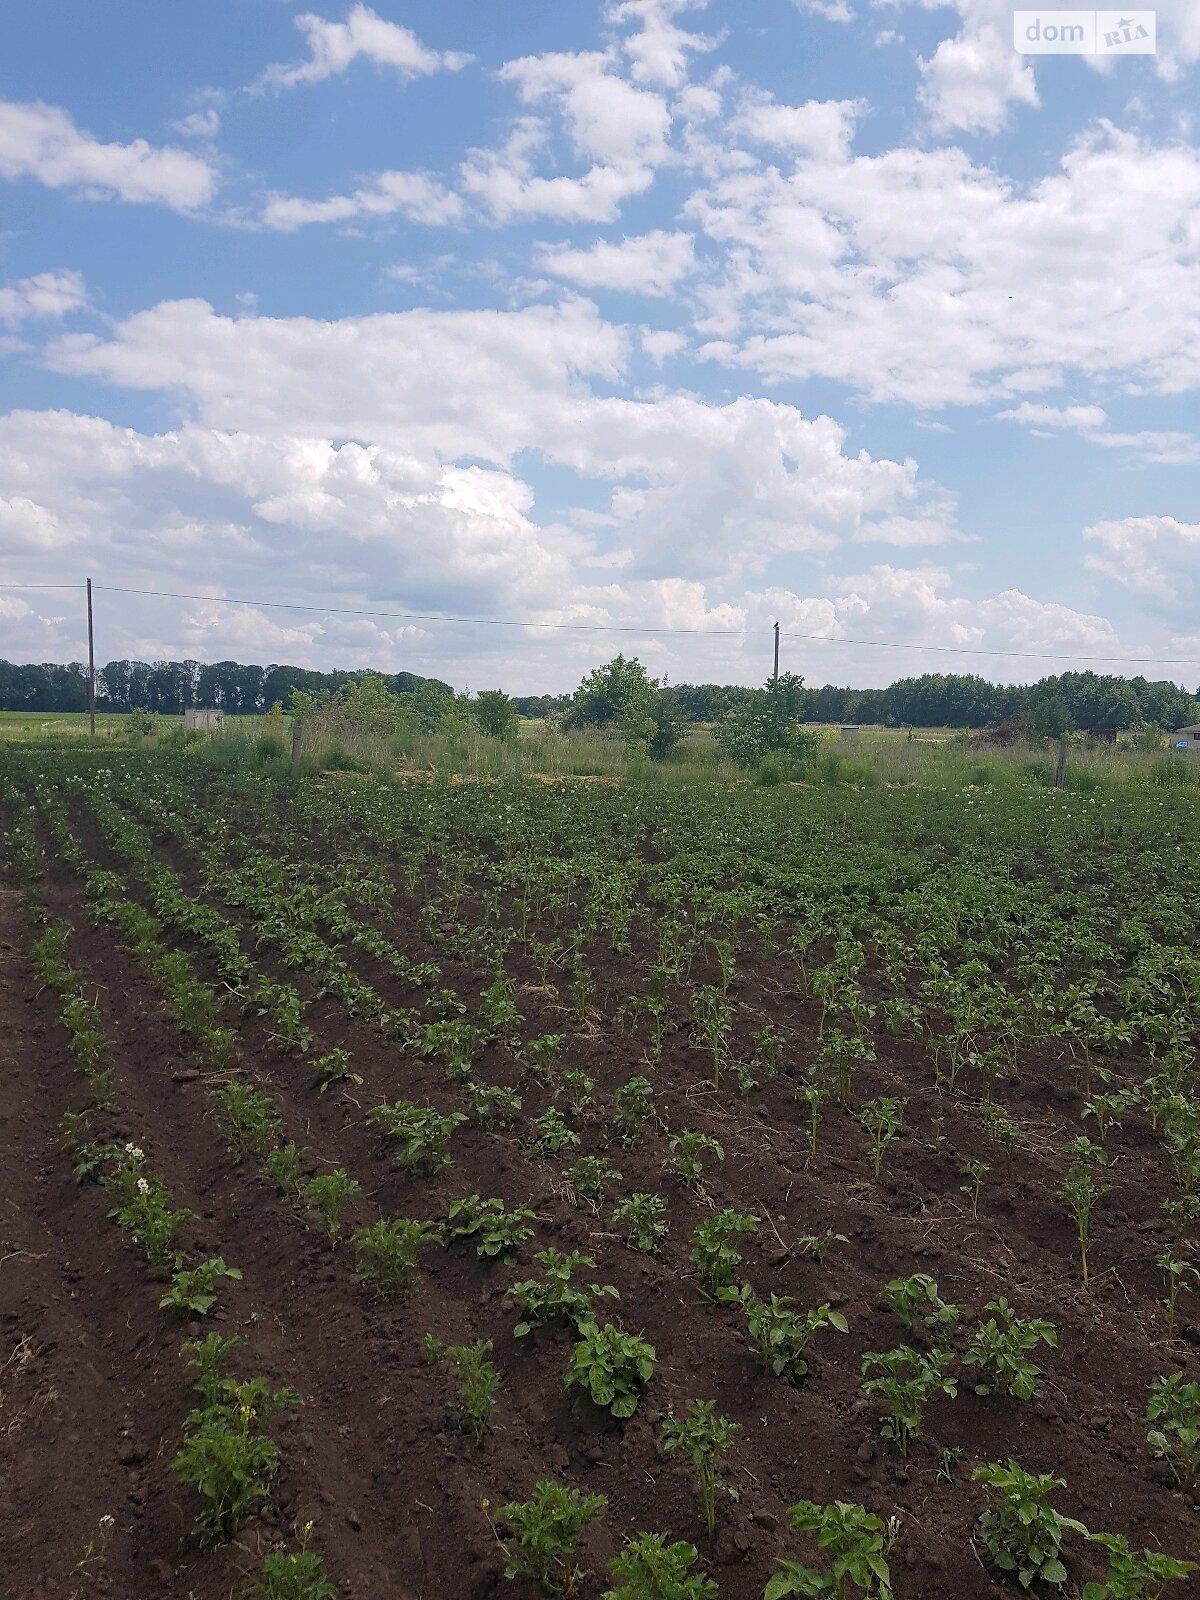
1 744 1198 1600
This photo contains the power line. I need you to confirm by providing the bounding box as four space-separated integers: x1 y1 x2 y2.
4 578 1198 669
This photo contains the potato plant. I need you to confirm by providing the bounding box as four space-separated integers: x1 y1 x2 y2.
493 1481 606 1595
566 1322 656 1418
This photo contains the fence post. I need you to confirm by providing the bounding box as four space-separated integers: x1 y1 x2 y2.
1054 740 1067 790
291 719 302 766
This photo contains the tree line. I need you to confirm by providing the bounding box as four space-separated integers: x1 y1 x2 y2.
1 655 1196 734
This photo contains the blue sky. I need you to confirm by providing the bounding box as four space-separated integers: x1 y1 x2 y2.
1 0 1198 693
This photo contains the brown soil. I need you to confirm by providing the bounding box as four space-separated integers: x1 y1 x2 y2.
1 800 1198 1600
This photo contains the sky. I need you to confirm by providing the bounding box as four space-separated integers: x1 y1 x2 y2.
1 0 1199 695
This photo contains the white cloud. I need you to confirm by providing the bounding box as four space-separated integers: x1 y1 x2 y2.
0 100 217 210
997 403 1200 464
794 0 855 21
259 4 471 90
0 269 87 326
606 0 716 88
640 327 688 363
918 21 1039 135
462 50 672 224
688 125 1200 407
172 108 221 139
262 171 463 231
732 93 864 161
537 230 696 295
1085 515 1200 607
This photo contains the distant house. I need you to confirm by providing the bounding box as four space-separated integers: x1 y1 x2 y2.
184 708 224 732
1173 723 1200 752
839 725 862 743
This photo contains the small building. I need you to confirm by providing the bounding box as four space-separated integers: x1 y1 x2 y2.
184 707 224 732
839 725 862 743
1173 723 1200 752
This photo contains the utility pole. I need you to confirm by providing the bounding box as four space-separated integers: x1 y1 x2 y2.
86 577 96 739
772 620 780 688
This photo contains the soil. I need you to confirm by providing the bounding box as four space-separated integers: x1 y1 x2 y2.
1 784 1198 1600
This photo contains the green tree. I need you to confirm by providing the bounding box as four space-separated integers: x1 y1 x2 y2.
714 673 819 771
473 689 519 742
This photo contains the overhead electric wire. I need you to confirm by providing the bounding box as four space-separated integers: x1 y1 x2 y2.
1 579 1196 668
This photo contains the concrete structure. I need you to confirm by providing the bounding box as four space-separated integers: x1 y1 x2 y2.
839 725 862 743
184 708 224 732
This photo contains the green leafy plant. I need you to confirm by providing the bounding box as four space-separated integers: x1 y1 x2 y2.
466 1080 523 1127
1156 1252 1198 1341
368 1100 467 1175
302 1169 362 1247
565 1156 623 1204
798 1081 827 1160
611 1193 669 1253
690 1210 760 1293
236 1529 337 1599
860 1346 957 1458
1146 1373 1200 1483
214 1081 281 1162
883 1273 960 1336
719 1285 848 1383
425 1336 498 1443
857 1098 905 1179
561 1068 595 1118
172 1341 301 1542
959 1159 988 1218
160 1257 242 1318
510 1248 619 1337
799 1229 848 1267
659 1400 738 1538
602 1534 717 1600
525 1032 566 1085
664 1131 724 1188
449 1194 537 1264
613 1076 656 1144
964 1298 1057 1400
1060 1137 1109 1286
104 1154 196 1269
766 1499 900 1600
690 986 732 1090
533 1107 580 1155
492 1481 606 1596
265 1141 304 1200
352 1217 441 1301
566 1322 656 1419
972 1461 1086 1589
1081 1533 1196 1599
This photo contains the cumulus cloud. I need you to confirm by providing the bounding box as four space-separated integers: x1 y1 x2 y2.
1085 515 1200 608
262 171 463 231
258 4 471 89
688 125 1200 407
606 0 716 88
0 100 217 210
0 269 87 326
732 94 864 160
537 230 696 295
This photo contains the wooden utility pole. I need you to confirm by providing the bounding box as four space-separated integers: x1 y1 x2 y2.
772 621 780 688
86 577 96 739
1054 739 1067 790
